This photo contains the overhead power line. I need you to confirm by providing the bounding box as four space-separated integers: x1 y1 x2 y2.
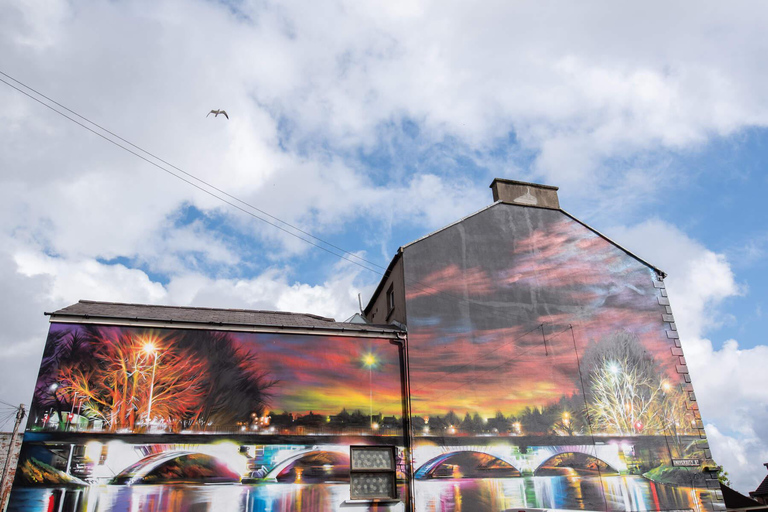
0 398 18 409
0 69 524 311
0 72 387 276
0 70 383 273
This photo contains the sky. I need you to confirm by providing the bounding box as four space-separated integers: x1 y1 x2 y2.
1 0 767 493
36 324 404 417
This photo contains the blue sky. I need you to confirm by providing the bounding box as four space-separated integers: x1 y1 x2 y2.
1 0 767 492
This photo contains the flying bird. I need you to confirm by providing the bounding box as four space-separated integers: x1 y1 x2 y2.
207 109 229 119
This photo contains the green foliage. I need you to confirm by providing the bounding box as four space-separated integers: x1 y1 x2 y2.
716 466 731 486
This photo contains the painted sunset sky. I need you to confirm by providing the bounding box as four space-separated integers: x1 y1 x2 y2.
404 204 682 417
235 331 403 415
37 323 403 418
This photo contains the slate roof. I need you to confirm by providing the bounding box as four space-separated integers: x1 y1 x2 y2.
721 483 768 510
46 300 402 335
753 469 768 498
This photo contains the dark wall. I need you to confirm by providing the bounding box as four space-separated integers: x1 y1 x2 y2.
365 253 407 326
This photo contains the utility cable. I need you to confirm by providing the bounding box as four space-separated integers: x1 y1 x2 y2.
0 75 387 275
0 410 16 430
0 70 533 312
0 69 384 272
0 399 19 409
569 324 609 512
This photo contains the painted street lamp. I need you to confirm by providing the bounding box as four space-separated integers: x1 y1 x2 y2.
362 352 377 430
143 341 160 425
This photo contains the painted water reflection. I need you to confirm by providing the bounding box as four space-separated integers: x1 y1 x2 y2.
7 484 405 512
415 476 715 512
7 476 716 512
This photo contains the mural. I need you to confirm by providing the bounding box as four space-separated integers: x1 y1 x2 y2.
7 202 724 511
402 204 720 511
7 324 407 511
9 436 408 511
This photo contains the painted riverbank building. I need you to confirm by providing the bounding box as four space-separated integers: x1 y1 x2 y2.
6 179 723 512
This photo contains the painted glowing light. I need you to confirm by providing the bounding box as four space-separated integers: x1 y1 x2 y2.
143 341 158 355
362 352 378 368
607 361 622 375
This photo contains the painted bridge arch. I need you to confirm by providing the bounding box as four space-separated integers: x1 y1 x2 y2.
527 445 625 475
110 451 241 485
414 444 626 478
415 450 522 480
533 451 621 476
263 448 351 483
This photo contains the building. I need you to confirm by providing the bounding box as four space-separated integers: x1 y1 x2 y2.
5 178 723 511
720 481 768 512
6 302 408 511
751 463 768 505
365 179 722 510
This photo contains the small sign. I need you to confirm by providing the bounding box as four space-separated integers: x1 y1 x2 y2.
672 459 701 467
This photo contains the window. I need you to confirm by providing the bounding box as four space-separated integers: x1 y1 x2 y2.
386 284 395 317
349 445 398 500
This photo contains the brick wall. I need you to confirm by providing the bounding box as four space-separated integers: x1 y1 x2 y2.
0 432 24 512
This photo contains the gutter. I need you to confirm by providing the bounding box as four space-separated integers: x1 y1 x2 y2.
46 313 404 339
390 331 415 512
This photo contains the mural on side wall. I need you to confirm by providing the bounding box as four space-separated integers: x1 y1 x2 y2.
7 324 407 512
403 205 720 511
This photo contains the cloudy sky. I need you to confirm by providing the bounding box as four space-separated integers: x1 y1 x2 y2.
1 0 767 492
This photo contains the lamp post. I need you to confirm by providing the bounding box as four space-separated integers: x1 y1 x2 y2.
143 341 160 425
66 392 78 431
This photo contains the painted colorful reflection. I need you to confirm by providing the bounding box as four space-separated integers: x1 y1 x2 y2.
8 325 407 511
27 324 403 435
8 436 408 512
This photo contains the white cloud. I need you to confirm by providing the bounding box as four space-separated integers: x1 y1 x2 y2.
0 241 375 411
608 219 768 493
4 0 768 263
1 0 768 493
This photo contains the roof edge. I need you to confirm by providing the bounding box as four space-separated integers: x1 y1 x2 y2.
559 209 667 278
56 299 336 322
363 249 403 315
490 178 559 191
46 313 403 338
401 201 503 251
394 201 667 279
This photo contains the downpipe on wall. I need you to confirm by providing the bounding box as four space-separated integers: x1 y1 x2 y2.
390 332 415 512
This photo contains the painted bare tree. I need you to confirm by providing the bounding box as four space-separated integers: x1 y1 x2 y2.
57 330 207 431
581 330 693 435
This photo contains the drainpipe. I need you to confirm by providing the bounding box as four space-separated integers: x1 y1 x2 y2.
390 332 414 512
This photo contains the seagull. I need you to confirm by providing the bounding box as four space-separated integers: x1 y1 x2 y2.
207 109 229 119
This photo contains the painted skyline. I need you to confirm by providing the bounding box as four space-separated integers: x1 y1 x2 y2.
29 324 403 434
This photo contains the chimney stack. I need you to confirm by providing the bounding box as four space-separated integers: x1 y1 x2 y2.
490 178 560 209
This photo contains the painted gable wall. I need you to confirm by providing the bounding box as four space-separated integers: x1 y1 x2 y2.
402 203 721 511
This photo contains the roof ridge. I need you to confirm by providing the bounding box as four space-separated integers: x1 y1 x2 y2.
75 300 336 322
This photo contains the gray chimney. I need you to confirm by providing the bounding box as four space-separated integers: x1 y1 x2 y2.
490 178 560 209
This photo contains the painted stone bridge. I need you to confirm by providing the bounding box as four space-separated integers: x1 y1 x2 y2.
58 433 685 484
412 443 627 479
